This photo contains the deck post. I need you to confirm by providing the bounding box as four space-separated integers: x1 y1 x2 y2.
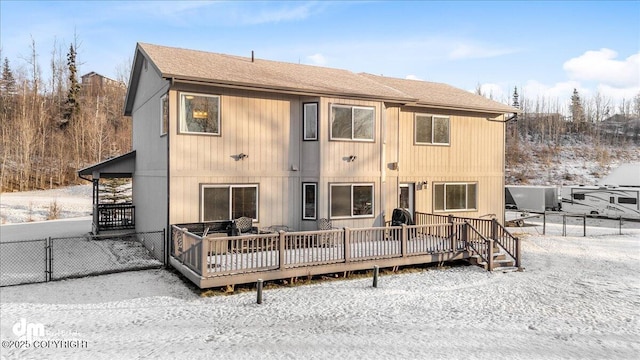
256 279 263 304
491 219 497 241
278 230 286 270
200 237 207 275
401 224 408 257
344 228 351 263
372 265 379 288
450 223 456 251
487 238 494 271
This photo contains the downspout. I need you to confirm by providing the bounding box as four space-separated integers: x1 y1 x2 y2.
380 102 386 226
165 79 174 265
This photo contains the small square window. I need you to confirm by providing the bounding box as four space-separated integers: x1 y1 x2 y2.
180 93 220 135
415 114 449 145
302 183 317 220
330 183 374 219
433 183 477 212
202 184 258 221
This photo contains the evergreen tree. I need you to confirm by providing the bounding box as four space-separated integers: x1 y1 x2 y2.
570 88 586 132
62 44 80 128
0 58 16 96
512 86 519 108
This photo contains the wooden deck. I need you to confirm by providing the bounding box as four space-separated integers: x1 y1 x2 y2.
170 215 520 289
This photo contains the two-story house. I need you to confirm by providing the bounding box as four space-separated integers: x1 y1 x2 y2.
83 42 517 252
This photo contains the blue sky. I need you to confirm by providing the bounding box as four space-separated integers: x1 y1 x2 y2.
1 1 638 111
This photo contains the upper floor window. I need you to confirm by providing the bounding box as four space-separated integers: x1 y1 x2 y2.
434 182 476 212
415 114 449 145
330 183 374 219
180 92 220 135
201 184 258 221
330 104 375 141
160 94 169 136
303 103 318 141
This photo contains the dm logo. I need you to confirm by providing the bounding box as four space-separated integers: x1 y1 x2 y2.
12 318 45 341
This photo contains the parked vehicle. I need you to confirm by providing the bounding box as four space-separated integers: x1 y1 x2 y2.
505 186 561 213
560 185 640 218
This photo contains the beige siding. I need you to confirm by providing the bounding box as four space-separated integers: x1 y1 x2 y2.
384 106 505 223
168 85 304 228
131 61 169 233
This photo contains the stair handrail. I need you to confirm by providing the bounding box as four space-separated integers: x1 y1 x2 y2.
461 221 492 268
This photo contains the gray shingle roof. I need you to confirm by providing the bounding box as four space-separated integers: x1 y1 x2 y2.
133 42 517 114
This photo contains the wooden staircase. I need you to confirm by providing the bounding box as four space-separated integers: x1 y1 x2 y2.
468 242 519 272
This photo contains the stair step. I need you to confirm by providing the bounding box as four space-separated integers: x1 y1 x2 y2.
493 266 519 273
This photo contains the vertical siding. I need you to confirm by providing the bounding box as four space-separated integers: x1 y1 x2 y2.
131 61 169 233
394 107 505 223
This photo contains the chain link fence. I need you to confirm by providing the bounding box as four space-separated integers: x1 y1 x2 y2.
507 211 640 237
1 230 165 287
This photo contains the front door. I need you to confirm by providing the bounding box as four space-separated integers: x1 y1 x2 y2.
399 183 415 216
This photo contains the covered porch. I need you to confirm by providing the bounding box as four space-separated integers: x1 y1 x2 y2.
78 151 136 234
170 213 521 289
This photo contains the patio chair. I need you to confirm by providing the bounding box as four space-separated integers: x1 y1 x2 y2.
316 218 337 247
234 216 254 234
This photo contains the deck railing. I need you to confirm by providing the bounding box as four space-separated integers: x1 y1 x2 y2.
415 212 520 268
171 222 497 280
96 203 135 231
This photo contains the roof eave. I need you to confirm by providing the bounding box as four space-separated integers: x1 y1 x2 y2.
166 75 416 104
407 101 520 115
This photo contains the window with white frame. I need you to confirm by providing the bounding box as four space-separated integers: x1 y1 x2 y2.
161 94 169 136
303 103 318 141
330 104 375 141
415 114 450 145
330 183 374 218
302 183 317 220
180 92 220 135
201 184 258 221
433 183 477 211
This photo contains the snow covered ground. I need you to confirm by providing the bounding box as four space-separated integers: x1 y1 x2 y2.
1 186 639 359
0 184 93 224
1 226 639 359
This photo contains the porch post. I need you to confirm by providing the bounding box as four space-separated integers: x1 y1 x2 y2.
487 238 494 271
278 230 286 270
401 224 408 257
515 237 522 269
344 228 351 263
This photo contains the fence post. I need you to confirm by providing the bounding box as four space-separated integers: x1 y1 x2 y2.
163 228 168 265
372 265 379 288
46 237 52 282
583 215 586 237
543 211 546 235
562 215 566 236
278 230 286 270
344 228 351 263
619 216 623 235
515 237 521 269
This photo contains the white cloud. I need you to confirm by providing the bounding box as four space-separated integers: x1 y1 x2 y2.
563 49 640 88
307 53 327 66
405 74 422 81
448 42 520 60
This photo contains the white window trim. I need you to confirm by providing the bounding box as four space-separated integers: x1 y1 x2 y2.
330 104 375 142
302 182 317 220
201 184 259 221
160 94 168 136
414 114 450 146
329 183 375 219
303 103 318 141
179 92 221 136
434 182 477 212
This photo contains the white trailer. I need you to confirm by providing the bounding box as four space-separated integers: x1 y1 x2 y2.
560 186 640 218
505 186 561 212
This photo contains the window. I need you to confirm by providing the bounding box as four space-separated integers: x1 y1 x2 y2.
330 183 374 218
302 183 317 220
180 93 220 135
572 193 585 201
330 104 374 141
303 103 318 141
618 197 638 205
434 183 477 211
201 185 258 221
161 94 169 136
415 114 450 145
